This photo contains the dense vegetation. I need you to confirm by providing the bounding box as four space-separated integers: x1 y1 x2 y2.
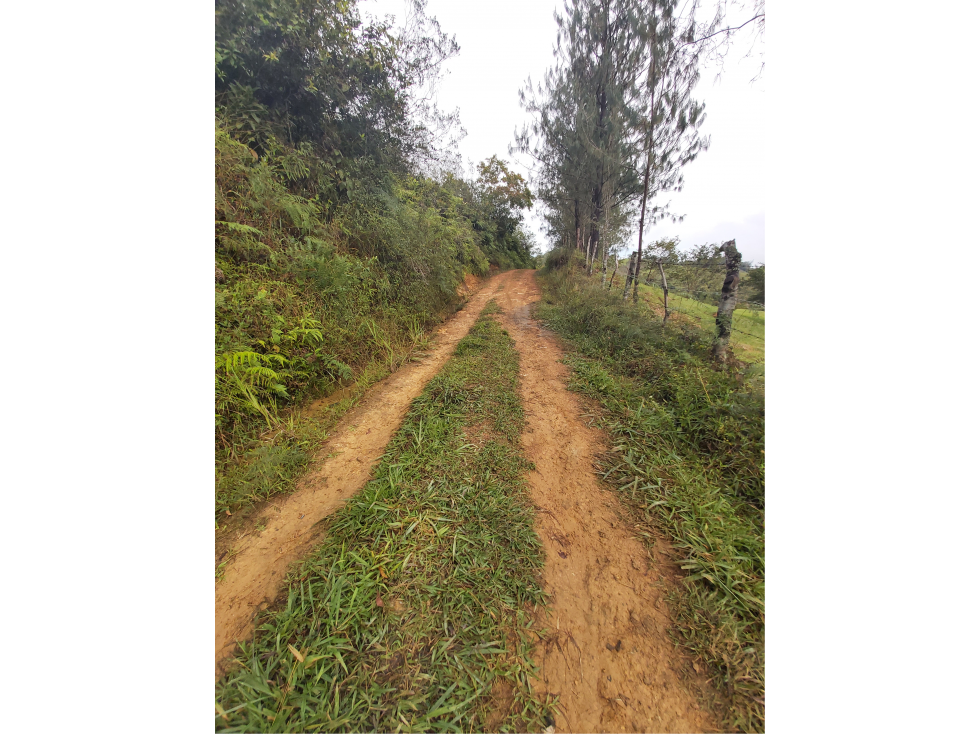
215 0 536 516
536 252 764 731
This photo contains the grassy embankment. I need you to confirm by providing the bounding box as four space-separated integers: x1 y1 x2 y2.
215 128 497 522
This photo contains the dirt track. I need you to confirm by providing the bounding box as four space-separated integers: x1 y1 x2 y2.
215 269 715 731
214 271 507 674
496 270 716 733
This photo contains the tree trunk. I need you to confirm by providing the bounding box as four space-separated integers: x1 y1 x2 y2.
586 181 602 277
622 252 636 301
586 224 598 275
658 259 670 323
608 260 617 290
712 239 742 363
632 15 658 305
633 158 650 303
574 199 582 252
600 197 611 286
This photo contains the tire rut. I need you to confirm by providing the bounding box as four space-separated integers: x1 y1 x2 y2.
495 270 719 733
214 270 515 675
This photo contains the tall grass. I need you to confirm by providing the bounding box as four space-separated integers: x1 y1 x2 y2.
536 256 765 731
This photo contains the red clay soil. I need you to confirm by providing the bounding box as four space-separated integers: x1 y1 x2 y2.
495 270 719 733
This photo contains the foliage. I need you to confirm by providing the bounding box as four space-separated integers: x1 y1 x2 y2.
534 266 764 731
515 0 708 281
215 305 554 732
215 0 534 516
742 264 764 304
215 123 519 514
215 0 459 176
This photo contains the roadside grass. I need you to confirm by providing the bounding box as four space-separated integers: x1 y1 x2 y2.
215 302 554 733
536 262 764 732
216 359 402 522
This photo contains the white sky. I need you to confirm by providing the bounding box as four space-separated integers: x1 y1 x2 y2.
367 0 765 264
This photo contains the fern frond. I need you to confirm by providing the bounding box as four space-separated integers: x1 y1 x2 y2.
241 364 280 384
315 351 353 382
217 220 263 237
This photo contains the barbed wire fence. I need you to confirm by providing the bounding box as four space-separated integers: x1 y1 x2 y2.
606 256 765 361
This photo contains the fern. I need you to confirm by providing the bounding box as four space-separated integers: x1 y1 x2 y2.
221 351 288 371
315 352 353 383
219 351 290 428
217 221 264 237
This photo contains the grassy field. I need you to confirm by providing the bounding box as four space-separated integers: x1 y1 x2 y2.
634 282 765 364
536 262 765 732
215 303 555 732
602 258 764 363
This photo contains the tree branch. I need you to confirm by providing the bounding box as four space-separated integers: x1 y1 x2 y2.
682 14 765 48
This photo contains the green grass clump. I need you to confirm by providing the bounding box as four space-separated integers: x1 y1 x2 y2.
535 264 764 732
215 303 553 733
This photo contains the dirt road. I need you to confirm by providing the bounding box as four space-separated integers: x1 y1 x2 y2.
494 270 716 733
215 271 508 673
215 269 715 731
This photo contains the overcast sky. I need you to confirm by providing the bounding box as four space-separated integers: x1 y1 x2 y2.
367 0 765 264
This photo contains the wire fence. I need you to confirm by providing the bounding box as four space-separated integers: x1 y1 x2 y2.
599 255 765 362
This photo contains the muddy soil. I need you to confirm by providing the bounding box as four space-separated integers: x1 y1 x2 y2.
495 270 718 733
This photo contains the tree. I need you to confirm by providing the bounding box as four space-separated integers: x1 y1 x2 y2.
742 263 764 304
689 0 765 79
629 0 709 302
515 0 709 297
215 0 461 183
513 0 645 278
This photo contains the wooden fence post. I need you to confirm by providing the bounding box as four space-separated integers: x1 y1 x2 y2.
712 239 742 363
658 259 670 323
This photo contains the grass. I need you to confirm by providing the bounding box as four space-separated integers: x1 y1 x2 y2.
634 281 765 363
215 302 555 733
216 359 404 521
598 259 764 363
535 258 764 732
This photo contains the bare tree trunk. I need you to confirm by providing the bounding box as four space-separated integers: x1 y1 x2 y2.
658 259 670 323
586 226 597 275
574 199 582 252
586 180 602 277
600 197 611 286
632 15 658 305
712 239 742 363
608 260 617 290
622 251 636 301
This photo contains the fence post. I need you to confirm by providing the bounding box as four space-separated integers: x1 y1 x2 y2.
711 239 742 363
622 251 636 301
657 259 670 323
